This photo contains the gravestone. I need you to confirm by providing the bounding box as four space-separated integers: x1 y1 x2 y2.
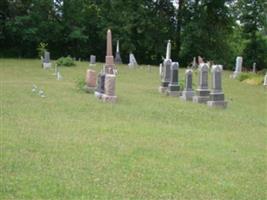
180 69 195 101
102 74 117 103
94 71 105 99
159 40 172 93
159 63 163 77
232 56 242 78
43 51 52 69
167 62 180 96
84 69 96 93
193 63 210 103
56 71 63 80
115 40 122 64
128 53 138 68
263 73 267 86
89 55 96 66
207 65 227 108
252 62 256 73
104 29 116 74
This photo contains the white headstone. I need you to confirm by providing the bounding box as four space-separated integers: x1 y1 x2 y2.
128 53 138 68
264 73 267 86
233 56 243 78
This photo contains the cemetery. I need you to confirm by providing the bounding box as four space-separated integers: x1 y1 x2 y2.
0 0 266 199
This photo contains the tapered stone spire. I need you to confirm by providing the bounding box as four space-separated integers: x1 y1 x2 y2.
116 40 119 53
104 29 115 73
105 29 114 65
166 40 171 60
115 40 122 64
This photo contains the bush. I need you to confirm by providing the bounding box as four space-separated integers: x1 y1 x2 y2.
56 56 75 66
237 72 264 86
75 77 85 91
237 73 251 81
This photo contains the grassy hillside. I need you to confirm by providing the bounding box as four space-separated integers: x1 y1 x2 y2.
0 59 266 199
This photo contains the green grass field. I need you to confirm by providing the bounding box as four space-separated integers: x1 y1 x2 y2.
1 59 266 199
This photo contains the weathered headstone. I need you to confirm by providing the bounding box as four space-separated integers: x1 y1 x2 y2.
180 69 195 101
167 62 180 96
102 74 117 103
56 71 63 80
193 63 210 103
43 51 52 69
263 73 267 87
232 56 242 78
159 40 172 93
94 71 105 99
159 63 163 77
207 65 227 108
115 40 122 64
128 53 138 68
104 29 115 74
252 62 256 73
84 69 96 93
89 55 96 66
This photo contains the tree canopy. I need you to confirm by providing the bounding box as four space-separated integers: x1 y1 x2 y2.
0 0 266 69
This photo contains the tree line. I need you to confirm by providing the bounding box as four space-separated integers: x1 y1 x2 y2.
0 0 266 69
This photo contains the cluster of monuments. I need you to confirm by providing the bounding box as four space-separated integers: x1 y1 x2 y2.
159 40 228 109
84 29 118 103
41 31 267 106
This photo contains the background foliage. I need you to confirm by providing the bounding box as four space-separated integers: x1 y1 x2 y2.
0 0 266 69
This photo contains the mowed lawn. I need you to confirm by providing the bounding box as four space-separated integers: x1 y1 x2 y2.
0 59 266 200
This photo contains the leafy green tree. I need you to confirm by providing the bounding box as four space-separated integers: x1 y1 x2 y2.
237 0 267 69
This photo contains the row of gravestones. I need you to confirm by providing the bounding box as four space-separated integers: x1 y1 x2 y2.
159 40 227 108
84 29 118 103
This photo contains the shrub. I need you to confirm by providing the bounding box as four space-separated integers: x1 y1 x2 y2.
75 77 85 91
237 73 251 81
56 56 75 67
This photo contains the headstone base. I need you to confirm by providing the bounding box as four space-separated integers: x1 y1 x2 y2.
180 91 195 101
84 85 96 93
158 86 168 93
207 100 228 109
43 63 52 69
166 90 181 97
94 91 103 99
193 95 210 104
102 94 117 103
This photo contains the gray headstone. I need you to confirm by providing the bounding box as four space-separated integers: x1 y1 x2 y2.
207 65 227 108
167 62 180 96
252 62 256 73
180 68 195 101
90 55 96 64
199 63 209 89
211 65 222 92
185 69 193 91
44 51 50 63
192 63 210 103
